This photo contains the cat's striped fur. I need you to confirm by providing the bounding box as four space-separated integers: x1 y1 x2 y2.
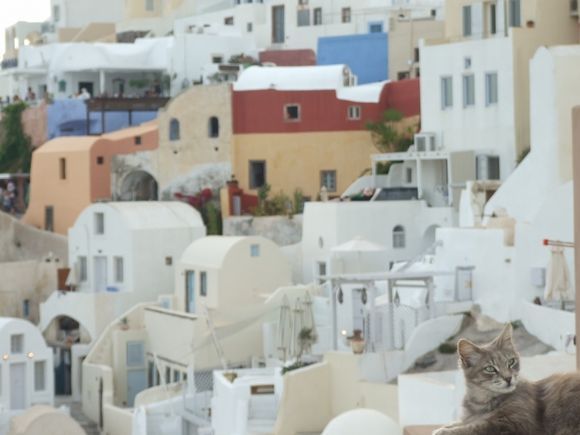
433 324 580 435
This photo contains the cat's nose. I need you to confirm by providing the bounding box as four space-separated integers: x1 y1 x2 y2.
505 377 512 386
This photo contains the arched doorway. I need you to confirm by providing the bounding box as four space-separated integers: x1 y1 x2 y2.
119 170 158 201
44 315 91 396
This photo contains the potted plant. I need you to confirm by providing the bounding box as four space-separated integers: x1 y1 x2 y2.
348 329 365 354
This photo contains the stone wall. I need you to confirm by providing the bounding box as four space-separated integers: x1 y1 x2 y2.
223 215 303 247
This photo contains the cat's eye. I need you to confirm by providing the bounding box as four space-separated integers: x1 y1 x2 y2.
484 366 497 373
508 358 517 367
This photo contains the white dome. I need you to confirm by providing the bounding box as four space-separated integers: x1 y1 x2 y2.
322 409 402 435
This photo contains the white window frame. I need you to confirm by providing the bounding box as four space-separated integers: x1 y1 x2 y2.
462 74 475 108
79 256 88 282
34 361 46 391
321 170 337 192
347 105 361 120
485 72 498 106
94 212 105 235
393 226 406 249
11 334 23 354
441 76 453 109
284 104 301 122
200 271 207 297
145 0 154 12
250 244 260 257
114 256 124 283
463 5 472 36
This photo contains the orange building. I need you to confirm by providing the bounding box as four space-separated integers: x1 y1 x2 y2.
23 123 158 234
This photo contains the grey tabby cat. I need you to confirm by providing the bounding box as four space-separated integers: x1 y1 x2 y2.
433 323 580 435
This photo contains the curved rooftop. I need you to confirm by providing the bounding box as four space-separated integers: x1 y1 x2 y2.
89 201 204 230
181 236 275 269
234 64 351 91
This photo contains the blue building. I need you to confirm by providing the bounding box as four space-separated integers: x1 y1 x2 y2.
317 32 388 85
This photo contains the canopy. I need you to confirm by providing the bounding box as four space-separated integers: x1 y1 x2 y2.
332 236 387 253
545 247 573 303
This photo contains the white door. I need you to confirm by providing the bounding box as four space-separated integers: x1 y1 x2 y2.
10 363 26 410
94 256 108 292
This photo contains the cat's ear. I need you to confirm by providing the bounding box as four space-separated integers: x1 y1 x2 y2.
458 339 483 368
492 323 514 349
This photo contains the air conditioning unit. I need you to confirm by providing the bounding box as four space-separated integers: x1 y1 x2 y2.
414 133 437 152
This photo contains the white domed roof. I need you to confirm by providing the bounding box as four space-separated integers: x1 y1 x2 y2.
322 409 402 435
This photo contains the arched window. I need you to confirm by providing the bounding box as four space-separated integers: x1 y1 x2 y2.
393 225 406 249
208 116 219 138
169 118 180 141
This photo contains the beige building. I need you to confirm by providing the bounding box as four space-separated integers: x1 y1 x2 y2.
113 84 233 199
388 13 445 81
420 0 578 181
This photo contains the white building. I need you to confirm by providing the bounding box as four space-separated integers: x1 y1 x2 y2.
176 0 444 53
419 0 578 182
39 201 205 399
0 318 53 418
176 236 292 314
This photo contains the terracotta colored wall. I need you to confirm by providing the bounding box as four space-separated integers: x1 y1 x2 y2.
92 128 158 201
233 80 420 135
380 79 421 118
23 127 159 235
259 49 316 66
23 142 100 235
22 103 48 148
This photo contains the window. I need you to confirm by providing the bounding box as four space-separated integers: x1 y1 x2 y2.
414 47 420 63
249 160 266 189
58 80 66 93
406 167 413 183
165 256 172 266
320 170 337 192
135 136 142 145
441 76 453 109
200 271 207 297
368 22 383 33
398 71 410 80
96 156 104 165
463 5 472 36
148 361 157 387
297 9 310 26
342 7 351 23
485 72 498 106
34 361 46 391
393 225 406 249
224 16 234 25
169 118 180 141
463 74 475 107
317 262 327 284
53 5 60 22
247 22 253 32
45 206 54 232
509 0 521 27
476 155 500 180
464 57 472 69
23 299 30 318
347 106 361 120
173 370 181 382
250 244 260 257
208 117 219 138
145 0 154 12
11 334 23 354
313 8 322 25
79 256 88 282
272 5 285 43
212 55 223 64
59 158 66 180
114 257 124 283
284 104 300 121
94 212 105 235
186 271 195 313
490 3 497 34
126 341 145 367
165 366 171 384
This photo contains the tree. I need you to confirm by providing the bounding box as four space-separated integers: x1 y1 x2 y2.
0 102 32 173
365 109 414 153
